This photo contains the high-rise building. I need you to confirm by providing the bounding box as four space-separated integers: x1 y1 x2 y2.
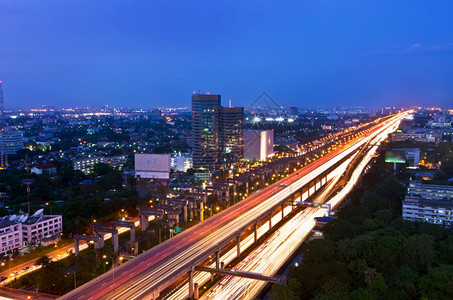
220 106 244 165
192 94 221 169
0 128 24 155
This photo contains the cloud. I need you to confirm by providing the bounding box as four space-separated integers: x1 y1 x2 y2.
363 43 453 56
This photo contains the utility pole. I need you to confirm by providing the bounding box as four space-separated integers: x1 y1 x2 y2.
25 154 31 215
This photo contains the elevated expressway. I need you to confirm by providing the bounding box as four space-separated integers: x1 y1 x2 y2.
201 112 403 299
61 112 408 300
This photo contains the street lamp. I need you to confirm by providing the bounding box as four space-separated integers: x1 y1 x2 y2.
103 255 123 291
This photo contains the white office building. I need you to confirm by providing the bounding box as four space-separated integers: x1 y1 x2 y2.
402 180 453 226
244 130 274 161
170 153 193 172
135 153 170 180
0 211 63 253
0 220 22 254
22 214 63 246
74 154 128 174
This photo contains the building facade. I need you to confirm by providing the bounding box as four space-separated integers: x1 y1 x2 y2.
0 212 63 253
135 153 170 179
170 153 193 172
0 221 22 254
244 130 274 161
402 180 453 226
73 154 128 174
22 215 63 246
220 106 244 165
192 94 221 169
0 129 24 155
393 148 420 168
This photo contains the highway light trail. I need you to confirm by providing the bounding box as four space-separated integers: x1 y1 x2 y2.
201 159 350 300
61 112 407 300
199 115 403 300
163 154 352 300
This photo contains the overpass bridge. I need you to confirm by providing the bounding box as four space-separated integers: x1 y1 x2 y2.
61 112 407 300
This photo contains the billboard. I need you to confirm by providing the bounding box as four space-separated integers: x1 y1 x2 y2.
135 153 170 179
385 151 406 164
244 130 274 161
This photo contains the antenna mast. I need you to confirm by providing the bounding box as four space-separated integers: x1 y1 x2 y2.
26 154 31 214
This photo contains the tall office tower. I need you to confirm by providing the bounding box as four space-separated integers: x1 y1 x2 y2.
220 106 244 165
192 93 221 169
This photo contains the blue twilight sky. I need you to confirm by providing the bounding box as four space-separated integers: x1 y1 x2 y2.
1 0 453 109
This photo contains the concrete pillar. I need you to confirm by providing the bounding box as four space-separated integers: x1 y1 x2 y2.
281 204 285 219
216 250 220 269
130 227 135 243
140 214 149 231
74 238 79 257
188 270 194 298
237 235 241 258
194 283 199 300
101 232 105 248
94 232 101 250
221 262 225 269
184 203 188 222
113 233 119 254
200 203 204 222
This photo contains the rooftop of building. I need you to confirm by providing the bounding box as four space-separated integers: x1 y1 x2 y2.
0 211 61 229
0 218 19 229
404 195 453 209
408 180 453 192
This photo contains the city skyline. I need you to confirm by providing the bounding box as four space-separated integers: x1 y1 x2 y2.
1 1 453 109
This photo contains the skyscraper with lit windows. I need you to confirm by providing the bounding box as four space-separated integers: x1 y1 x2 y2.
192 93 221 169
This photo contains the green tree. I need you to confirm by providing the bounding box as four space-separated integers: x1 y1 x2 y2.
269 283 298 300
303 239 336 263
37 260 68 295
362 218 377 231
418 264 453 300
366 273 389 295
349 288 374 300
92 163 113 176
404 234 438 272
35 255 52 268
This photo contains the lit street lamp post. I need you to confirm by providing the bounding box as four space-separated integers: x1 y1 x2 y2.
103 255 123 292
